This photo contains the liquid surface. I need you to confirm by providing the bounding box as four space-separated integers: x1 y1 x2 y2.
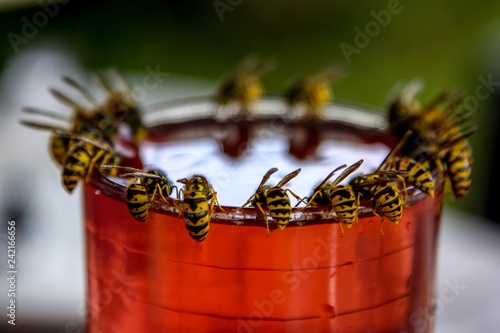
140 136 389 206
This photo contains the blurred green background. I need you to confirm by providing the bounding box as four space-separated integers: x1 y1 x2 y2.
1 0 499 221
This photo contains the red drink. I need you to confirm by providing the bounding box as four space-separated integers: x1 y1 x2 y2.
84 100 442 332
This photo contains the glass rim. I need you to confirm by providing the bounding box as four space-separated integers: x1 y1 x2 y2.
88 97 437 225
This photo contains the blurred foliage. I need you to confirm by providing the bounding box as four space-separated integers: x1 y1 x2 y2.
1 0 500 218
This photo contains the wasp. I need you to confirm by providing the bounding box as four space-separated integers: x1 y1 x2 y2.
350 171 407 234
239 168 303 236
95 70 147 143
52 78 119 142
101 166 177 222
345 137 412 233
175 175 224 242
284 66 344 118
417 131 474 200
388 157 435 197
304 160 363 236
387 81 472 156
216 56 273 113
20 118 104 169
376 131 436 197
21 80 117 166
389 85 476 199
443 138 473 199
60 133 120 193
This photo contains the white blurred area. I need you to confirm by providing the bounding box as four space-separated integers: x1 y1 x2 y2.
0 40 214 331
0 41 499 332
0 42 87 327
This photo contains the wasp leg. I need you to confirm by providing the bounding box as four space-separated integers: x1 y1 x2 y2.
295 196 309 208
238 193 256 211
127 177 136 187
296 190 322 216
255 202 270 237
371 206 385 235
85 149 106 183
149 186 158 203
208 193 217 220
173 189 185 218
153 183 169 203
355 192 361 227
285 189 308 207
171 185 179 200
208 189 227 214
435 158 451 198
326 211 344 237
395 174 409 206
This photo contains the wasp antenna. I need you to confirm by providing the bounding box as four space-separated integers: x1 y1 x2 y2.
21 107 69 122
62 76 99 106
49 88 82 109
177 178 189 184
19 120 67 132
94 71 114 93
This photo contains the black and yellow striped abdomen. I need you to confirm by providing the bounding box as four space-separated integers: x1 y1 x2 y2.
182 192 210 242
394 157 435 197
266 188 291 231
50 134 71 166
126 183 149 222
446 140 472 199
62 142 94 193
329 185 358 228
373 182 403 224
62 141 118 193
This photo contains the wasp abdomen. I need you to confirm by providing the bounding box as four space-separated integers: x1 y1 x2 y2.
373 184 403 223
126 183 149 222
330 186 358 227
266 189 292 230
394 157 435 197
62 143 93 193
446 141 472 199
185 196 207 211
183 194 210 242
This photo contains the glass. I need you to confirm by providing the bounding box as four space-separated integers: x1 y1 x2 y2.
84 99 442 332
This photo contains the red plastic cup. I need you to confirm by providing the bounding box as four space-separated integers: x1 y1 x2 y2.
84 99 442 332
